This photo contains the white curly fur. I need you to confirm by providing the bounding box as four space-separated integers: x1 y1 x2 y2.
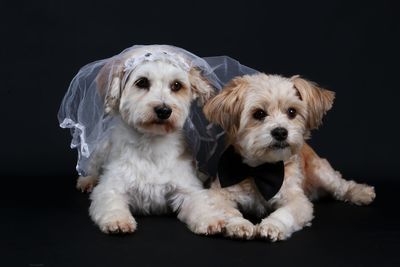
78 55 227 235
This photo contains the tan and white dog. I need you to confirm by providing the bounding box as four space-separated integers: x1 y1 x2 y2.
203 73 376 241
76 46 232 235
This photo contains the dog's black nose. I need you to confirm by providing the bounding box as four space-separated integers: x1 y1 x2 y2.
154 105 172 120
271 127 288 141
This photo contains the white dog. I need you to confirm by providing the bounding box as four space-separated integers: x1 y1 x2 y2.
203 74 376 241
76 46 231 235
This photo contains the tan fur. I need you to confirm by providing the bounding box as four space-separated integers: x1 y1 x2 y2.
76 175 98 193
203 73 375 241
301 143 375 204
291 76 335 130
189 68 215 105
96 57 125 115
203 77 248 141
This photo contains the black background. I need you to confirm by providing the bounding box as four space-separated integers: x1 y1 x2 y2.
1 0 399 180
1 0 399 266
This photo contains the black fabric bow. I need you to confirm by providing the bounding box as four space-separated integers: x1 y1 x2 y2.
217 146 285 201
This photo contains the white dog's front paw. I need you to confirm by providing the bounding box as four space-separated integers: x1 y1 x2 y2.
224 217 256 240
188 216 226 236
98 212 137 234
77 175 98 193
258 217 290 242
346 184 376 206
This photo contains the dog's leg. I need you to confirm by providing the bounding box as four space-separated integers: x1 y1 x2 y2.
77 175 98 193
302 144 375 205
258 192 313 241
89 181 136 234
175 188 256 239
77 139 111 193
258 160 314 241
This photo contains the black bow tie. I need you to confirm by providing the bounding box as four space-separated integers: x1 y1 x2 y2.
217 146 285 201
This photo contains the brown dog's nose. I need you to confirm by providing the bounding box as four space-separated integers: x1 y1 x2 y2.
154 105 172 120
271 127 288 141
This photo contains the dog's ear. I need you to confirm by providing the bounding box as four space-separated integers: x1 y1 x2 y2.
203 76 248 136
189 68 215 106
96 59 124 114
291 75 335 129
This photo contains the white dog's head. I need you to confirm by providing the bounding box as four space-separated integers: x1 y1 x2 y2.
96 46 214 135
204 73 335 166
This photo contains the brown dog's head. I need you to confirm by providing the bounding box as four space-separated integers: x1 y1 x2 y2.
204 73 334 165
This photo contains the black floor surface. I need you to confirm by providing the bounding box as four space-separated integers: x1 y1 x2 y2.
2 177 399 267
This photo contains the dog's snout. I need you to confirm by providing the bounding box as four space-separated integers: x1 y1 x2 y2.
154 105 172 120
271 127 288 141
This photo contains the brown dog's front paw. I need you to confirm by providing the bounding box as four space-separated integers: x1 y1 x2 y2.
257 218 289 242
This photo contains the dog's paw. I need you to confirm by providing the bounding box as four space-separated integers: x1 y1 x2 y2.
257 217 290 242
99 213 137 234
77 175 98 193
189 217 226 235
346 184 376 206
224 217 256 240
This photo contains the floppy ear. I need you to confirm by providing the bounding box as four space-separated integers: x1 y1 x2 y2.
203 76 248 136
96 59 124 114
291 76 335 129
189 68 215 106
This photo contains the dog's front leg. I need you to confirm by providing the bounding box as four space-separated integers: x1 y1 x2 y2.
89 181 136 234
175 189 256 239
258 164 314 241
258 193 313 241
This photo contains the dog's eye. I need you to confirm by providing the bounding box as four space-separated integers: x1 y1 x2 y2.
135 77 150 89
287 108 297 119
253 109 267 120
171 81 182 92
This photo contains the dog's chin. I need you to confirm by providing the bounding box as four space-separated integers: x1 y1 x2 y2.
262 143 293 163
242 145 293 166
136 120 179 135
269 141 290 150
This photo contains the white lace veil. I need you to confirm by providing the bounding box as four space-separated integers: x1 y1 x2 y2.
58 45 258 176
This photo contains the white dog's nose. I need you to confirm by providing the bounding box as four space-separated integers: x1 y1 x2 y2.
154 105 172 120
